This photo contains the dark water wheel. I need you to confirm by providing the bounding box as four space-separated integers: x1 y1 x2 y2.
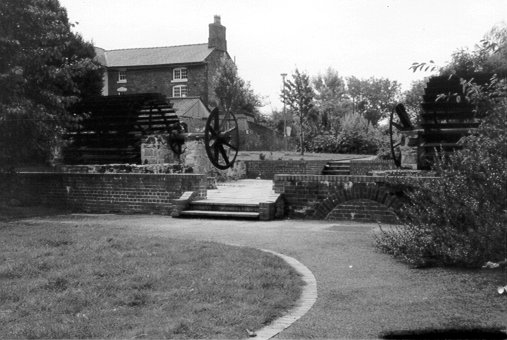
168 123 188 156
204 108 239 170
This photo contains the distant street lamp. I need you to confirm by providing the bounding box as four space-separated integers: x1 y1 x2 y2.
281 73 287 151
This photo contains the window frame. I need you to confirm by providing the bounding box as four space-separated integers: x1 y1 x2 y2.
172 67 188 82
117 70 127 83
172 85 188 98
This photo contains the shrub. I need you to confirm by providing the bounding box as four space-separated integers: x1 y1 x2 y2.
375 77 507 267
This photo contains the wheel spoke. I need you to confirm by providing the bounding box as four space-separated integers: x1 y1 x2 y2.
218 144 229 164
222 140 238 151
393 141 402 148
223 125 237 134
207 124 218 138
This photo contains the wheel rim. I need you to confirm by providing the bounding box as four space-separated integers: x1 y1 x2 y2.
389 106 403 168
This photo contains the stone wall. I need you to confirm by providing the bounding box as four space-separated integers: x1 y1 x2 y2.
273 174 406 222
244 160 329 179
0 172 207 214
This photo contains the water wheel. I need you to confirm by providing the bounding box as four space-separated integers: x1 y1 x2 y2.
204 108 240 170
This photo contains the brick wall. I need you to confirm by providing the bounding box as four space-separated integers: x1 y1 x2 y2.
273 174 405 222
245 160 329 179
1 173 207 214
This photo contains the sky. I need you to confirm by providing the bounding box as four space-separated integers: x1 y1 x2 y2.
59 0 506 114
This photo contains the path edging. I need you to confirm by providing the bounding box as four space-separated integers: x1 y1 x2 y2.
253 249 318 340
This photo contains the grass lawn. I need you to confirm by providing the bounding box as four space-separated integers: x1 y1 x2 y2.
0 218 303 339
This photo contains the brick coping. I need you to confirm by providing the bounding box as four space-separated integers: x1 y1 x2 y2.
14 172 204 177
274 174 438 181
254 249 318 340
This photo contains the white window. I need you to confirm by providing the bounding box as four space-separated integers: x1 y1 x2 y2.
172 85 187 97
118 70 127 83
173 67 188 81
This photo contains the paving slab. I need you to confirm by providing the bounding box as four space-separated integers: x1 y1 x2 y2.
196 179 279 204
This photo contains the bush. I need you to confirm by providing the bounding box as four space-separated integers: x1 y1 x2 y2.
306 113 387 154
375 77 507 267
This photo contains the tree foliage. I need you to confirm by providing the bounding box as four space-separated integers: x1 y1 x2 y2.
212 57 261 120
347 76 401 126
312 68 350 132
0 0 103 166
281 69 316 155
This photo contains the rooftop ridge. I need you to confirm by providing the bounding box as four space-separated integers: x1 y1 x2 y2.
104 42 210 52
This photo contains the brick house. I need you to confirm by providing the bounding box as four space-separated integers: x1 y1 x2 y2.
94 15 229 110
94 15 284 151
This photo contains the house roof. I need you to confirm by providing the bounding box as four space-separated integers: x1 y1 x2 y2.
171 97 210 120
95 43 214 68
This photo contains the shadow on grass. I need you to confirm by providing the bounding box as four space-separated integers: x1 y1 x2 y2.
0 205 68 222
380 327 507 339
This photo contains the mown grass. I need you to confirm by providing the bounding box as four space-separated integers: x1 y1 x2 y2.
0 221 303 339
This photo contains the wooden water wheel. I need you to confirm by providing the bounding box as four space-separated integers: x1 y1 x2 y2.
417 73 490 168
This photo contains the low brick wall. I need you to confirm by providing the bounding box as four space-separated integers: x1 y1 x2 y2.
0 172 207 214
244 160 329 179
273 174 406 222
349 159 396 175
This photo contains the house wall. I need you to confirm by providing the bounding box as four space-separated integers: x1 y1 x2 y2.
106 64 208 103
1 173 207 214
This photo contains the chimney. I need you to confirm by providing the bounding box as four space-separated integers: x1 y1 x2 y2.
208 15 227 51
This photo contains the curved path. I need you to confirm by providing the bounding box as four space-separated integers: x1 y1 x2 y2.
26 214 507 339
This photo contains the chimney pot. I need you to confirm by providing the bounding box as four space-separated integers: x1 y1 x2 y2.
214 15 221 24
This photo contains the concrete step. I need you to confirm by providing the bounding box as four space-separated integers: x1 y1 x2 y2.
179 210 260 219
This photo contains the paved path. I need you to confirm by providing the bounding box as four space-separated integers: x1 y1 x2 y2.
25 215 507 339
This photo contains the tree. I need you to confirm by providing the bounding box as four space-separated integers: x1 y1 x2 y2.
401 79 427 126
346 76 401 126
212 57 261 120
0 0 103 166
281 69 316 155
312 68 350 132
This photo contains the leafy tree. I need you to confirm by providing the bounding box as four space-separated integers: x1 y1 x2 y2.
346 76 401 126
281 69 316 155
312 68 350 132
0 0 103 166
212 57 261 121
401 79 427 126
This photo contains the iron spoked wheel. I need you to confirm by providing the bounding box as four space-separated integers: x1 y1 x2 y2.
389 104 405 168
204 108 239 170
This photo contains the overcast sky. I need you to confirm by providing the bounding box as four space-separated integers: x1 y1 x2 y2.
59 0 506 114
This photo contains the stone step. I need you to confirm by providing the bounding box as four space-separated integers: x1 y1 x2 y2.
179 210 260 219
322 170 350 175
189 202 259 213
322 161 351 175
325 165 350 170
